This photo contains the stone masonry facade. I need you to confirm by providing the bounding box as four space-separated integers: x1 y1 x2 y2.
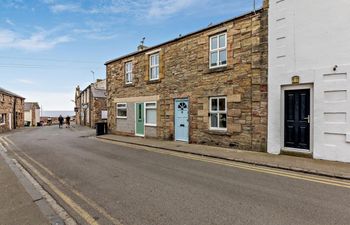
75 80 107 129
0 90 25 133
106 7 268 151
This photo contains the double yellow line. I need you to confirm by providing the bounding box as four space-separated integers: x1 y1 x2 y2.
100 139 350 189
0 136 122 225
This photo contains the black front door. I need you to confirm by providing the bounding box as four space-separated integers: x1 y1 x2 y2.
284 89 310 150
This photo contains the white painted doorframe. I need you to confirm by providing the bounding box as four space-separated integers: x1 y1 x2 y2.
281 84 314 154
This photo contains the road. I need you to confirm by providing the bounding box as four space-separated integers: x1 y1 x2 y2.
1 125 350 225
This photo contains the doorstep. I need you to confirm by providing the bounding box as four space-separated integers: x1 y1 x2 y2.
97 134 350 180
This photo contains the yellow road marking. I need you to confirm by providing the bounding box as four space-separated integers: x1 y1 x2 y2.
2 136 123 225
99 139 350 189
0 138 99 225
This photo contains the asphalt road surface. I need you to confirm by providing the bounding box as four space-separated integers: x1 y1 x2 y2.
1 125 350 225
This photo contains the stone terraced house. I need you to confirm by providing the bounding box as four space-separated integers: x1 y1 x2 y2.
75 79 107 128
0 87 25 133
24 102 40 127
105 3 268 151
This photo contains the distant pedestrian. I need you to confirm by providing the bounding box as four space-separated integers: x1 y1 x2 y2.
65 115 71 128
58 115 64 128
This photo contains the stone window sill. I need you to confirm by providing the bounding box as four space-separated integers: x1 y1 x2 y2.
147 79 161 84
204 66 229 74
124 83 135 88
203 129 231 136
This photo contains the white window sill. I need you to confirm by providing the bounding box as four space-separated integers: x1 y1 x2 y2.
209 64 227 69
209 128 227 131
149 78 159 81
116 116 127 119
145 124 157 127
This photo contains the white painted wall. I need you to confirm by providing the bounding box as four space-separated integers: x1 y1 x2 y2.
24 110 31 122
268 0 350 162
35 109 40 123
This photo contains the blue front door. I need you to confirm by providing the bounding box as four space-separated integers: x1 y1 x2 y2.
175 99 189 142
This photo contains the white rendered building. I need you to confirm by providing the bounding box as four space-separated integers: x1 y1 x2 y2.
268 0 350 162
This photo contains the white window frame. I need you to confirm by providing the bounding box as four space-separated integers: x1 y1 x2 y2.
125 61 133 84
209 97 227 130
0 113 6 125
149 53 159 81
144 101 157 126
209 33 227 69
116 103 127 119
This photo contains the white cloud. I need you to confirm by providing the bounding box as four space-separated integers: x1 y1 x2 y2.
147 0 197 18
2 0 25 9
17 79 35 84
42 0 196 19
0 28 73 51
5 18 15 26
50 3 82 13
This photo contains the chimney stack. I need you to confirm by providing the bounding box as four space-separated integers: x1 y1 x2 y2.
137 37 148 51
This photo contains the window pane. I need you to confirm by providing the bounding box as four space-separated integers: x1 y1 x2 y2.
138 105 142 119
219 113 227 128
210 52 217 67
155 66 159 77
219 50 227 65
150 68 155 79
210 113 218 128
211 98 218 111
211 36 217 50
219 34 226 48
155 54 159 64
146 109 156 124
219 98 226 111
146 103 156 108
150 55 154 66
117 109 127 117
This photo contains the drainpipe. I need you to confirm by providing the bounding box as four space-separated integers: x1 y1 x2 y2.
13 97 17 129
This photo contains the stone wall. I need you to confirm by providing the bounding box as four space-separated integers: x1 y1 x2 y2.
0 94 24 133
106 9 268 151
91 97 107 128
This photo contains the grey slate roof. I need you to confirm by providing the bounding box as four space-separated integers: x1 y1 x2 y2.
24 102 40 111
91 87 106 98
0 87 24 99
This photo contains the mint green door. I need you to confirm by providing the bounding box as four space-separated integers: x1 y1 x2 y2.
135 103 144 136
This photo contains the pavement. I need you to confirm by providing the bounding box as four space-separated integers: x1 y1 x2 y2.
97 134 350 180
0 143 49 225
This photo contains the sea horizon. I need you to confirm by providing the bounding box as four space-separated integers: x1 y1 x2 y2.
41 110 75 117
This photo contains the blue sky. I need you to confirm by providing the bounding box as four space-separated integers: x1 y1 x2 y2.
0 0 263 110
